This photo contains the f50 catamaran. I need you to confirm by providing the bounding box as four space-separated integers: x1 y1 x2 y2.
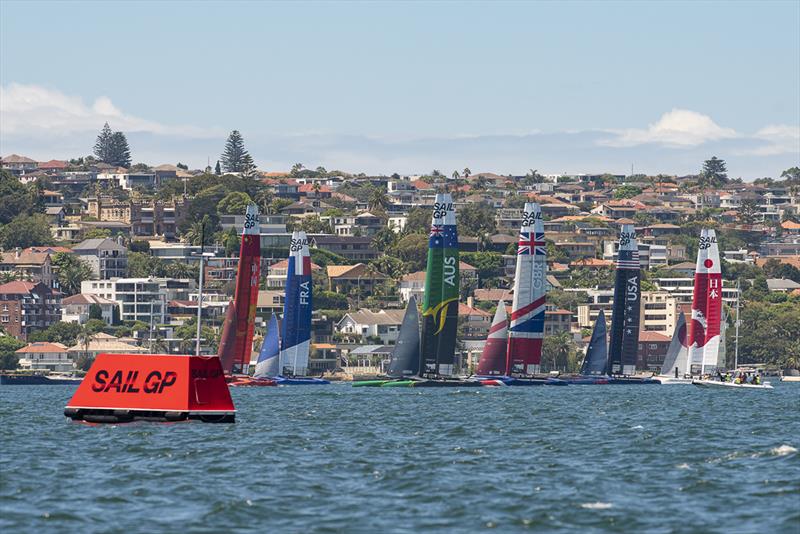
473 203 565 386
218 204 276 386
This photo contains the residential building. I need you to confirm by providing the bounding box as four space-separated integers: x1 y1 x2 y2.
327 263 388 294
81 278 165 325
335 308 407 344
0 281 62 341
85 196 131 223
264 258 321 289
766 278 800 292
148 241 224 263
130 198 188 240
15 342 73 372
220 213 287 235
0 248 54 287
459 301 492 339
398 271 425 303
1 154 37 175
576 290 678 335
66 332 148 360
72 237 128 279
61 293 118 324
636 331 672 371
310 236 379 261
654 278 740 305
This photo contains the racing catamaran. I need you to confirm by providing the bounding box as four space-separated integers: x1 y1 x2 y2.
655 311 692 384
688 228 723 376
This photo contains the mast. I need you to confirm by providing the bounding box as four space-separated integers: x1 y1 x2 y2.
734 279 740 370
435 194 460 376
229 204 261 374
506 202 547 376
476 301 508 376
279 231 313 376
420 194 446 377
607 224 640 376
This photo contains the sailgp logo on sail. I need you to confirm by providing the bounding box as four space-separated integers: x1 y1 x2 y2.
699 235 717 249
433 202 453 219
290 237 308 251
619 231 635 246
522 211 541 227
443 256 457 286
244 212 258 229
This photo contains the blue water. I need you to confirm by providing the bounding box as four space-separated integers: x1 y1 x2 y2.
1 383 799 533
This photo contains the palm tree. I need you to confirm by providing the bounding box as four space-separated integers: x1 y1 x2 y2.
368 188 391 213
462 167 471 181
542 331 574 373
452 170 460 181
184 216 211 246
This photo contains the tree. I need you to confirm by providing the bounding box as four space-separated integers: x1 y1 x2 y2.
371 228 398 252
315 290 349 310
452 170 460 181
541 331 577 373
0 169 38 224
613 185 643 200
217 191 253 215
0 214 53 249
93 123 131 167
0 336 25 370
738 199 759 225
299 215 331 234
93 123 114 163
183 215 216 247
458 202 496 237
28 321 83 347
89 303 103 321
462 168 471 180
461 252 504 281
215 161 222 176
291 163 305 175
394 233 429 272
83 228 112 239
52 252 94 296
780 167 800 184
699 157 728 188
220 130 255 174
369 255 406 280
127 252 167 277
368 188 391 214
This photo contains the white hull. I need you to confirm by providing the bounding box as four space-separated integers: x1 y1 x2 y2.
781 375 800 382
655 376 694 385
692 379 773 390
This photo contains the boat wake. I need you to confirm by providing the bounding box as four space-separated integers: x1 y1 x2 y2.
769 444 797 457
580 502 613 510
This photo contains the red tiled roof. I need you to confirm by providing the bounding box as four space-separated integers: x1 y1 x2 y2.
0 280 37 294
16 342 68 353
458 303 490 317
637 331 671 342
38 159 68 169
268 259 321 271
298 184 332 193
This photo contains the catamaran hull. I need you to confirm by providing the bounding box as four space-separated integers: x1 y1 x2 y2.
561 376 611 385
654 376 694 385
226 375 277 387
608 377 660 385
692 379 773 390
472 375 567 386
274 376 330 385
352 379 392 387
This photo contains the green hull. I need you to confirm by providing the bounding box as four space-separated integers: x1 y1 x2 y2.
351 380 391 387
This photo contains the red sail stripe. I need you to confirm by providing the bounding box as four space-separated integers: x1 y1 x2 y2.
510 295 546 321
487 319 508 335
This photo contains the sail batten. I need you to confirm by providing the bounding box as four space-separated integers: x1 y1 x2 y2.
607 224 640 376
506 203 547 376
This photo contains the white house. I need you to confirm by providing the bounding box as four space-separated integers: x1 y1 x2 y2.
61 293 118 324
15 342 73 372
335 308 406 344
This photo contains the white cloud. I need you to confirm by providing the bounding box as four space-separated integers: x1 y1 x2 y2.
746 124 800 156
598 108 738 148
0 83 217 138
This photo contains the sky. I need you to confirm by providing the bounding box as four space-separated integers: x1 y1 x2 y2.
1 0 798 179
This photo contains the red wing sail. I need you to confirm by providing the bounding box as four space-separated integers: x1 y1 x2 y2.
229 204 261 375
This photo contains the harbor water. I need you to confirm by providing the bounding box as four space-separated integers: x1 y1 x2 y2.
1 383 798 533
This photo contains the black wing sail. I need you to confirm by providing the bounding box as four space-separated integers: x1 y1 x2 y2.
581 310 608 376
387 296 421 378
